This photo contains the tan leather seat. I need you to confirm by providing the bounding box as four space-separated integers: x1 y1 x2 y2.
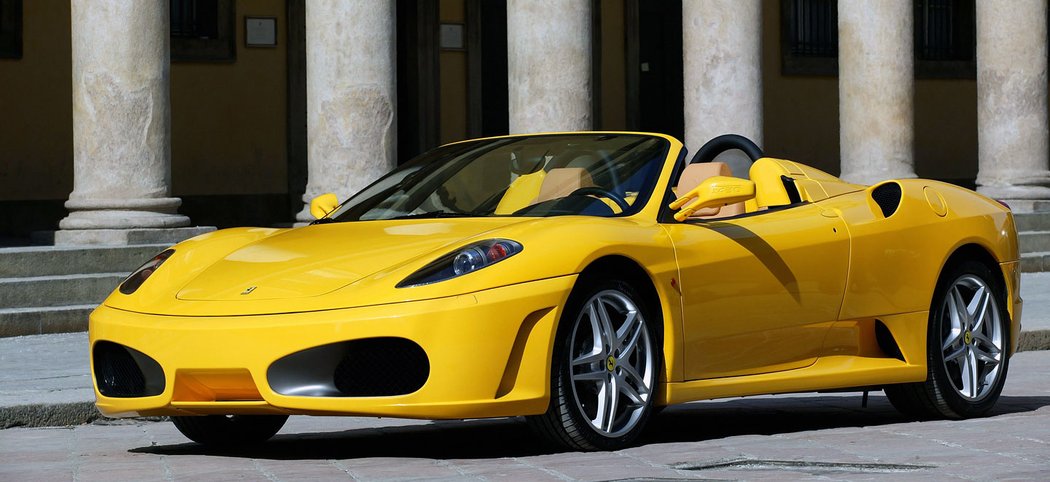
674 162 745 219
536 168 595 203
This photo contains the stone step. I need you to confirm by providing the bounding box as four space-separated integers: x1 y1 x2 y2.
0 244 166 278
1022 252 1050 273
0 305 95 337
1015 213 1050 232
0 273 125 309
1020 231 1050 254
1005 200 1050 214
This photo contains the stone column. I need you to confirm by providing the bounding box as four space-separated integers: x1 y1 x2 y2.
976 0 1050 205
682 0 762 177
296 0 397 222
59 1 206 245
838 0 916 185
507 0 591 133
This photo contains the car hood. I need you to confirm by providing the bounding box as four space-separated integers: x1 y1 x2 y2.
175 219 527 301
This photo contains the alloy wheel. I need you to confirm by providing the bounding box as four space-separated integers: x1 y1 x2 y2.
939 274 1004 402
568 289 655 438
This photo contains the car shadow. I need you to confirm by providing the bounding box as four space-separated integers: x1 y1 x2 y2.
131 394 1050 460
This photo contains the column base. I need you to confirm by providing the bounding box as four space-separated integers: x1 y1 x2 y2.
54 227 217 246
839 169 918 186
59 197 192 230
977 184 1050 205
295 203 316 224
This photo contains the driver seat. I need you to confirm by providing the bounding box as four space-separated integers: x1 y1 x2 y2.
674 162 745 219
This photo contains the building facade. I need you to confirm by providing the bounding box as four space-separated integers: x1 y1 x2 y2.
0 0 1048 243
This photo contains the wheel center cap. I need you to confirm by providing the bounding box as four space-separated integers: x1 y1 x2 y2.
964 331 973 345
606 355 617 372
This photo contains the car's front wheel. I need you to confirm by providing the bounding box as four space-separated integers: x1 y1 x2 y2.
528 279 660 451
171 414 288 447
885 260 1010 419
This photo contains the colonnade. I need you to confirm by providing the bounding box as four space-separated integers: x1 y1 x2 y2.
59 0 1050 244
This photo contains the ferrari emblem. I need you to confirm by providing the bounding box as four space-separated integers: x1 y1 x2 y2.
606 355 617 372
964 331 973 345
241 286 257 295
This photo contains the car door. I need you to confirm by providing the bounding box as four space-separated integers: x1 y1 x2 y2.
662 202 850 380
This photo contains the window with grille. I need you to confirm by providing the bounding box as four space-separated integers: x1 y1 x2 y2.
781 0 976 78
915 0 975 77
171 0 235 62
172 0 219 39
781 0 838 75
0 0 21 59
787 0 837 58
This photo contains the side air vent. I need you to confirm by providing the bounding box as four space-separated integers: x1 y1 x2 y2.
874 320 905 362
871 182 903 218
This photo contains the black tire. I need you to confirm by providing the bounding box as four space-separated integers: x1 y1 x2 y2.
885 260 1010 419
528 279 661 451
170 415 288 446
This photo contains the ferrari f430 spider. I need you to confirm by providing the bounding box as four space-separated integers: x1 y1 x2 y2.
90 133 1021 450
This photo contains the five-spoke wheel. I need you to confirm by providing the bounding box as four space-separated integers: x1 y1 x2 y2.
568 289 655 437
529 279 660 450
938 274 1005 402
885 260 1009 419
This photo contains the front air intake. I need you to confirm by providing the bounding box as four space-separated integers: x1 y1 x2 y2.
871 182 903 218
93 341 165 398
268 337 429 397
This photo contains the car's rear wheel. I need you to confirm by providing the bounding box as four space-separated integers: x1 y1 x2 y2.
171 414 288 446
528 279 660 451
885 260 1009 419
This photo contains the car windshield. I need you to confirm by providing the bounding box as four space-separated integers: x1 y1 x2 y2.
326 134 669 222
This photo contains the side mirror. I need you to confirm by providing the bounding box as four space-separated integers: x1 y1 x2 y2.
309 193 340 220
670 176 756 221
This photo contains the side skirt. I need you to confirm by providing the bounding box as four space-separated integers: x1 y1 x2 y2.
659 311 929 405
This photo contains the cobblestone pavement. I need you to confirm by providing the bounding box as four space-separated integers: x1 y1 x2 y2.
2 350 1049 481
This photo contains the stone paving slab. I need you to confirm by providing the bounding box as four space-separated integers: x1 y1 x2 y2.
1 350 1048 480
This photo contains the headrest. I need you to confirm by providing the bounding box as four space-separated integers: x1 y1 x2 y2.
511 146 548 175
676 162 732 193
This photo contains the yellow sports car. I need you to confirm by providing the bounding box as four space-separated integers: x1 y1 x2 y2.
90 132 1021 451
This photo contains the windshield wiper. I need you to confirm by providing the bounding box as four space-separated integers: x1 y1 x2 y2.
389 211 477 220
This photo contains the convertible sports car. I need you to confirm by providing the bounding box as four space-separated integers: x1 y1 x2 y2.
90 132 1021 451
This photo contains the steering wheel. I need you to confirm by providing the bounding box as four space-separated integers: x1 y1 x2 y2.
568 187 630 213
689 134 764 164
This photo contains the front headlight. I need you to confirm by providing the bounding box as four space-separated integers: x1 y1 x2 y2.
397 239 523 288
119 249 174 295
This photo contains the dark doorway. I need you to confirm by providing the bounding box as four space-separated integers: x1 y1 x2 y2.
626 0 684 141
467 0 509 139
396 0 440 164
397 0 508 164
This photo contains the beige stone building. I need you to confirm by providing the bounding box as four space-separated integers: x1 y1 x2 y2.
1 0 1048 244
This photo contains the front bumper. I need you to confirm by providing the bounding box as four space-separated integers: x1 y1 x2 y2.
90 275 576 419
